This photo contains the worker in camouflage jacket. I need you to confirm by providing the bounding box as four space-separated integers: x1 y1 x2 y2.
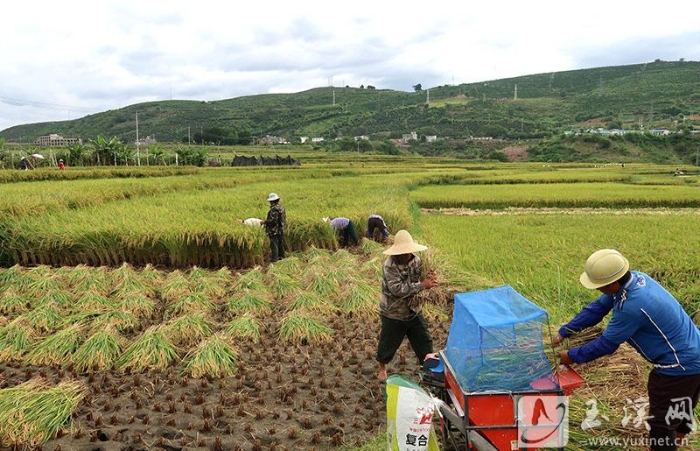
263 192 286 262
376 230 438 382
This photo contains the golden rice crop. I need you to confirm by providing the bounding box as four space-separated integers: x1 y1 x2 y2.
0 317 35 362
183 332 239 378
232 266 267 292
279 311 333 345
287 292 338 316
225 314 262 343
164 292 217 319
226 289 273 316
117 325 180 373
74 290 112 311
161 270 193 302
267 272 302 300
338 279 378 319
0 289 30 315
25 323 85 367
91 308 140 333
162 313 214 347
117 293 157 318
0 378 86 448
70 325 123 372
21 302 62 333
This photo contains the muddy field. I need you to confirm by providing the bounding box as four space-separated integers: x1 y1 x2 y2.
1 316 452 451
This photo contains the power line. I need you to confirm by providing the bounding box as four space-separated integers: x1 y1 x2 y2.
0 95 93 112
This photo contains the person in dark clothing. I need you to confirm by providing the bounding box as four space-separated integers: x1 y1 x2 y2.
262 193 286 262
366 214 389 242
324 217 359 247
19 157 28 170
376 230 438 381
554 249 700 451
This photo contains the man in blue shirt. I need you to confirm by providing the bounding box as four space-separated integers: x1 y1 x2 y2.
555 249 700 451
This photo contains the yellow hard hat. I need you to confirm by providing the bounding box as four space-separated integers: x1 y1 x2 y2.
580 249 630 289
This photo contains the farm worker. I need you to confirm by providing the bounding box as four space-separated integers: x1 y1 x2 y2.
58 159 66 170
323 217 359 247
242 217 263 226
366 214 389 242
554 249 700 451
262 193 286 262
19 156 28 170
376 230 438 382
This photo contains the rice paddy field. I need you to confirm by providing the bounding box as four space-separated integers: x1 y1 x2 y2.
0 155 699 450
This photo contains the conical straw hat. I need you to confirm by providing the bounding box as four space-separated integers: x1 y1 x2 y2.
382 230 428 255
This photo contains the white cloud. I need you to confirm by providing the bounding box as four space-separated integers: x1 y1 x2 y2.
1 0 699 131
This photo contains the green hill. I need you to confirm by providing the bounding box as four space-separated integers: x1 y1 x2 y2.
1 60 699 163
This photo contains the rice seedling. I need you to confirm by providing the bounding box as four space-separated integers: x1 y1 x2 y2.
338 279 378 319
69 325 123 372
279 311 333 345
0 289 30 315
117 293 157 318
117 325 180 373
225 314 262 343
0 317 35 361
162 313 214 347
232 266 267 292
183 332 239 378
25 323 86 367
164 292 217 319
226 289 272 316
0 378 87 448
21 302 62 332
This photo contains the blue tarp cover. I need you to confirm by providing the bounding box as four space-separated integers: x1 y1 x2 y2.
445 285 556 392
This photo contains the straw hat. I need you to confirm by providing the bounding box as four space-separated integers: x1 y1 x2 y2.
580 249 630 289
267 192 280 202
382 230 428 255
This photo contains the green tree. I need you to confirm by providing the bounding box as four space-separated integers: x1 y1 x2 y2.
66 143 87 166
413 83 422 92
89 135 122 165
147 144 164 165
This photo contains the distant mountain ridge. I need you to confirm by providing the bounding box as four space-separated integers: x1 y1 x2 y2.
1 60 698 151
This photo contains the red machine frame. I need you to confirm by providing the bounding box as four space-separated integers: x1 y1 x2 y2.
434 350 583 451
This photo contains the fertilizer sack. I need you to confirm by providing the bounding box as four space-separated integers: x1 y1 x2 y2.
385 374 439 451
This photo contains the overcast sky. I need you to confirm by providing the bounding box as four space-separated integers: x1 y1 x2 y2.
1 0 699 133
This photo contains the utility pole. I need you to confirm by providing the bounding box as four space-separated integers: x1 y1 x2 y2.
135 112 141 166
